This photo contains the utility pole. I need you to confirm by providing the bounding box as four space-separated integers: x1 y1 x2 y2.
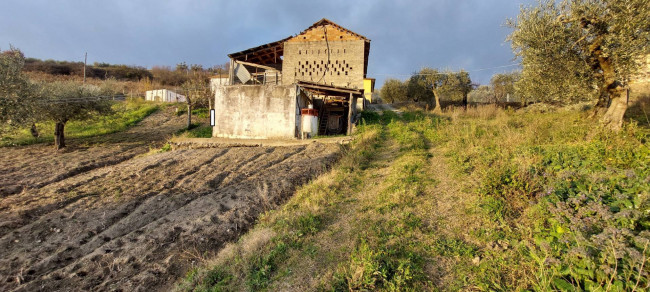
83 52 87 84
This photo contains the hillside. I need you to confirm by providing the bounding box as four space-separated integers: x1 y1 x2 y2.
179 103 649 291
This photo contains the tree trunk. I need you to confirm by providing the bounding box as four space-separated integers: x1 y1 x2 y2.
432 89 442 113
187 103 192 130
30 123 39 138
601 88 627 131
462 93 468 110
591 39 627 130
54 121 66 150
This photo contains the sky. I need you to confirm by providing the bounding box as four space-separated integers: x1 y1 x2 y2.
0 0 533 86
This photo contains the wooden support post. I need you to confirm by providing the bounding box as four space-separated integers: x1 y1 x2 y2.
347 93 353 135
228 58 234 85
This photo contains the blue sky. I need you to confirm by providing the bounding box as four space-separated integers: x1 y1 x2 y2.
0 0 532 86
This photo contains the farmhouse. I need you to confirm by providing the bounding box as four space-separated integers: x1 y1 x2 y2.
145 89 186 103
212 18 373 139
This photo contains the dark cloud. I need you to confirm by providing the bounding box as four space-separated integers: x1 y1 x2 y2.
0 0 532 85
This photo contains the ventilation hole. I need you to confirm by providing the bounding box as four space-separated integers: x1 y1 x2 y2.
345 71 348 75
299 50 301 55
336 60 338 64
344 49 346 53
350 67 353 70
337 72 340 75
339 36 343 39
321 60 324 64
303 36 306 39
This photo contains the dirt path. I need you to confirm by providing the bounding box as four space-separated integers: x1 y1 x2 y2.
0 108 341 291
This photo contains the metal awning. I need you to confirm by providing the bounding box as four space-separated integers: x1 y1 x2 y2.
297 80 363 97
227 37 291 66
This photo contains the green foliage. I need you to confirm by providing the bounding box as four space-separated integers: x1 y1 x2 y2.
0 47 38 131
380 78 408 103
507 0 650 105
490 71 520 103
245 239 289 290
185 125 212 138
38 81 116 124
438 107 649 289
408 68 472 105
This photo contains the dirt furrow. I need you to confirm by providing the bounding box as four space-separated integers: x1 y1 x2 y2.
1 142 339 291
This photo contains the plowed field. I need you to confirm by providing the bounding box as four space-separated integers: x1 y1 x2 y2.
0 108 339 291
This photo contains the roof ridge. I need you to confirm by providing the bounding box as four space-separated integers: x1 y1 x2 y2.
301 18 369 41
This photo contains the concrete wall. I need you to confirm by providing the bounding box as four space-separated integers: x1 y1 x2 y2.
282 40 366 90
213 84 297 139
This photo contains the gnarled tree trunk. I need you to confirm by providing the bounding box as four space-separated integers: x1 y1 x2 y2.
54 121 66 150
432 89 442 113
601 88 627 131
594 45 627 131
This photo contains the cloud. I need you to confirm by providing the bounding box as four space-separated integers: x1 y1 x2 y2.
0 0 530 85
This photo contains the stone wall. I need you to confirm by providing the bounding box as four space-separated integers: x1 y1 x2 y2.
282 40 366 90
213 84 297 139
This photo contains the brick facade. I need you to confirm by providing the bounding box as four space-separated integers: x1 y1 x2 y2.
281 22 369 90
282 40 367 89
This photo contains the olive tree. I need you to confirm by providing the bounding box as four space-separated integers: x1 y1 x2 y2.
38 81 114 149
380 78 408 103
508 0 650 130
0 48 38 133
411 68 472 112
491 72 521 104
180 70 212 130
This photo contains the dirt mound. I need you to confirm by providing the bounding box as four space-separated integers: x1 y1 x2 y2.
0 108 340 291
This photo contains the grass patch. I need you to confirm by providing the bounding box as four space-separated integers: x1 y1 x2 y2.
0 98 159 147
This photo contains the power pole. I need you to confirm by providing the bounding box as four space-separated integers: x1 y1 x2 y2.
83 52 87 84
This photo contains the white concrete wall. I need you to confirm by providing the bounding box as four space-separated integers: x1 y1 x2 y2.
210 77 230 92
145 89 186 103
213 84 297 139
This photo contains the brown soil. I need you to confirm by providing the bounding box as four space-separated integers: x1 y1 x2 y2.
0 108 340 291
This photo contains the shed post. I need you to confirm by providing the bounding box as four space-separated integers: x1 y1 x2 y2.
347 93 353 135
